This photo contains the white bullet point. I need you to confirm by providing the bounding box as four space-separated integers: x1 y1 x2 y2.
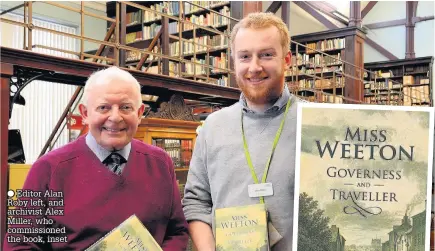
7 190 15 197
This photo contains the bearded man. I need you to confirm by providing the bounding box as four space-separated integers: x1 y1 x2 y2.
182 12 305 251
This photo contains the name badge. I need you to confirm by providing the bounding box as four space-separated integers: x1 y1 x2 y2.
248 183 274 198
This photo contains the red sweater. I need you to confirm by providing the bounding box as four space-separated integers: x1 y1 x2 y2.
4 136 188 250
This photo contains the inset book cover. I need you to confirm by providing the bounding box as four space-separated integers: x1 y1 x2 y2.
85 214 162 251
293 103 434 251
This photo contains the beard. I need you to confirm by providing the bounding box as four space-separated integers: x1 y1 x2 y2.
237 69 286 105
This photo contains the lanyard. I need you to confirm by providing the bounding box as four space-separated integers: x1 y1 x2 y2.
241 99 291 204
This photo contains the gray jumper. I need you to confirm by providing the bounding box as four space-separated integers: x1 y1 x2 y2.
183 86 303 251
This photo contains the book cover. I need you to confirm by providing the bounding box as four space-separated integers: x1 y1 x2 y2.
292 103 434 251
215 204 269 251
85 214 162 251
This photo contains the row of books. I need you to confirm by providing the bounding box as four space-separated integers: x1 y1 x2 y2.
182 6 230 29
138 64 178 78
183 1 229 14
169 35 228 56
363 88 401 96
152 1 230 17
120 3 170 25
364 95 402 105
403 75 431 86
196 76 228 87
126 10 230 43
292 53 342 67
366 66 429 80
403 85 431 105
317 93 343 103
152 139 193 168
126 31 143 44
126 10 142 26
138 62 228 88
127 29 229 50
180 140 193 168
305 38 345 54
144 3 171 22
307 53 342 67
113 4 168 26
289 77 345 89
143 22 178 40
367 69 395 79
126 47 160 62
291 53 309 66
364 79 402 91
168 62 179 77
206 53 228 71
184 53 228 74
153 139 182 148
363 84 431 106
143 9 230 40
133 1 230 24
286 65 343 76
296 92 344 104
141 16 228 41
135 58 230 84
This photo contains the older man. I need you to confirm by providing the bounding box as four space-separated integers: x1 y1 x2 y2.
4 66 188 250
183 12 304 250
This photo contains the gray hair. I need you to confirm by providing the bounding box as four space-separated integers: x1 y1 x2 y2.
82 66 142 107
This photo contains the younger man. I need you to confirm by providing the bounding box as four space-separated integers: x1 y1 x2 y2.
183 12 302 251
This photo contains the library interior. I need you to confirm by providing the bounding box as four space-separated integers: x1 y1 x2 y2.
0 1 434 250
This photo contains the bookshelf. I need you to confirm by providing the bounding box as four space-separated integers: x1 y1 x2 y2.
288 27 366 104
363 57 433 106
106 1 234 87
134 118 200 198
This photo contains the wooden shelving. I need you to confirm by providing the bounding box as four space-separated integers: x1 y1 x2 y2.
105 1 233 87
364 56 433 106
288 27 366 104
134 117 201 189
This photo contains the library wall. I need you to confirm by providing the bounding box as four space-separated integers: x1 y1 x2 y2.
0 1 106 51
415 1 434 58
415 1 435 104
363 1 434 62
363 2 406 62
261 2 329 37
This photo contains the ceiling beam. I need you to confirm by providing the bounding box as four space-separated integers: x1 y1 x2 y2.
281 1 290 28
293 1 338 29
265 1 282 14
306 1 348 26
365 38 399 60
413 15 434 23
405 1 417 59
365 16 434 29
361 1 377 19
349 1 362 27
413 1 418 17
295 1 398 62
365 19 406 29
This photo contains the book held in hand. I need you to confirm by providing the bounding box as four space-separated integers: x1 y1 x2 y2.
85 214 162 251
215 203 269 251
